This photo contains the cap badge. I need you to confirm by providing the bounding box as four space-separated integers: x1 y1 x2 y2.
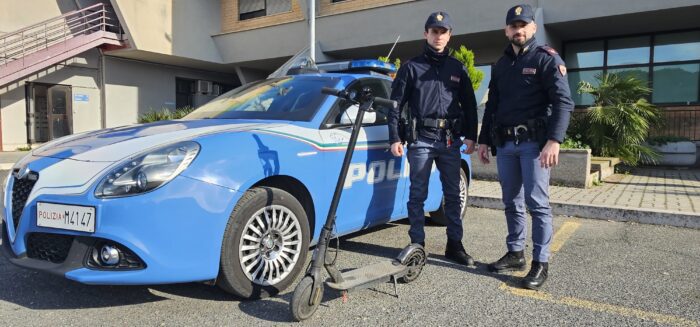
515 7 522 15
436 14 444 21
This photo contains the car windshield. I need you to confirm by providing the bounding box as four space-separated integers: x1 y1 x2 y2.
183 76 339 121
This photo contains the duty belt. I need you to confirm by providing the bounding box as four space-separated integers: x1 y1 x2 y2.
500 124 533 144
421 118 452 129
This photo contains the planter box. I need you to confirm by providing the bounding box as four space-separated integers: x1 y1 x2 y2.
647 141 697 166
470 148 593 188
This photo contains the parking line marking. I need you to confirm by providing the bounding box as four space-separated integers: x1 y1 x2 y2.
549 221 581 255
498 220 698 327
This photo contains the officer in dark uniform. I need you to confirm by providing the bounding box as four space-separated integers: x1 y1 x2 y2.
477 4 574 289
388 11 479 266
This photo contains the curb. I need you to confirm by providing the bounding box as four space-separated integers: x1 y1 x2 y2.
469 195 700 229
0 164 13 170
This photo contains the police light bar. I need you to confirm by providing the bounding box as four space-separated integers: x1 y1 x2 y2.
315 59 396 76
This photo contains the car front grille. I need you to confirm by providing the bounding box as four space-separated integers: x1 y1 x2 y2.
26 233 74 263
11 173 38 231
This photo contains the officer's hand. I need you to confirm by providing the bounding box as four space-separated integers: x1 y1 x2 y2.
462 139 476 154
540 140 560 168
390 142 404 157
478 144 490 164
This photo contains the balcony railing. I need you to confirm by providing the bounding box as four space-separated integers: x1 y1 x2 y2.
0 3 123 67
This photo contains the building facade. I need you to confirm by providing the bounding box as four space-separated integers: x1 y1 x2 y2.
1 0 699 150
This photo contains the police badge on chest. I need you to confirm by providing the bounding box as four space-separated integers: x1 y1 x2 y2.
522 68 537 75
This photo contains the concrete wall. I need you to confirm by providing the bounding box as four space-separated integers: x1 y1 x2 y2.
214 0 527 65
470 149 593 188
0 49 102 150
539 0 700 24
103 56 237 128
111 0 223 64
0 51 237 149
0 0 78 33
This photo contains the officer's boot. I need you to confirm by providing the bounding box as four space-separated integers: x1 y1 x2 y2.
444 239 475 267
487 250 526 273
522 261 548 290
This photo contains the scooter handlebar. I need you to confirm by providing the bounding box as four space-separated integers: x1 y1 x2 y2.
373 97 398 110
321 87 397 109
321 87 342 97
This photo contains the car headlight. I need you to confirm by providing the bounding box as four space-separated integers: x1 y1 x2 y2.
95 141 200 198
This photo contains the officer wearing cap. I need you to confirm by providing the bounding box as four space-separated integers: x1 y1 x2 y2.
388 11 478 266
477 4 574 289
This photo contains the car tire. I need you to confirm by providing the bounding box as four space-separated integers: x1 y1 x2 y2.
217 186 310 299
429 168 469 226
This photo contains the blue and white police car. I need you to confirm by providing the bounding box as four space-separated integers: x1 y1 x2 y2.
1 60 472 299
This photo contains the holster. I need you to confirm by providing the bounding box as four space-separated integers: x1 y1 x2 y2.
489 115 504 156
527 117 548 150
399 115 417 145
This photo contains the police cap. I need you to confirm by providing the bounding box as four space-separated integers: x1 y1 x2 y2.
425 11 452 31
506 4 534 25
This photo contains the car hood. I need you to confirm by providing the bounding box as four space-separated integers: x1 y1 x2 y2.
31 120 279 162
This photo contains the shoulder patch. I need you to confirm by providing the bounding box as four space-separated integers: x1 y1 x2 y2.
538 45 559 56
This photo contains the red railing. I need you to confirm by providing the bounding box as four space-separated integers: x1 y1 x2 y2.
0 3 122 67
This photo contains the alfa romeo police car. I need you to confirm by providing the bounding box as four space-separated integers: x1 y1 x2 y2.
1 59 472 299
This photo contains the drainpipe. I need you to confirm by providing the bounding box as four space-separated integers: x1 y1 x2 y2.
309 0 315 62
99 49 106 129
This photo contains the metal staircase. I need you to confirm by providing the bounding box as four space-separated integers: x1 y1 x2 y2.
0 3 126 87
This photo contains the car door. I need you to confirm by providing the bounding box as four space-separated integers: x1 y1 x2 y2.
318 78 409 234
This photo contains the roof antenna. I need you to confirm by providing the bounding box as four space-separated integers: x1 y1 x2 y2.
385 35 401 59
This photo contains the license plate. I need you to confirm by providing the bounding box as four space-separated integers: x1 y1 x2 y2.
37 202 95 233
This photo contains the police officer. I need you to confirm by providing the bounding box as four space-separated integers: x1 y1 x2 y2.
388 11 478 266
477 4 574 289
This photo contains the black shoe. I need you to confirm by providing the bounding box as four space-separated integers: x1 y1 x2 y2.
488 251 526 273
522 261 548 290
444 240 475 266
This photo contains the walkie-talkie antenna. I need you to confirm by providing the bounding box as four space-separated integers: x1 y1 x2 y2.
386 35 401 59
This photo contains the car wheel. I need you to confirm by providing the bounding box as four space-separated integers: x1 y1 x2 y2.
217 186 310 299
429 168 469 226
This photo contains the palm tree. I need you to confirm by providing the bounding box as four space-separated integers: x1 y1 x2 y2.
577 73 663 165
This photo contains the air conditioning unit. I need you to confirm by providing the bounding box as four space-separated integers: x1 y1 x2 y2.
212 84 222 96
195 80 213 94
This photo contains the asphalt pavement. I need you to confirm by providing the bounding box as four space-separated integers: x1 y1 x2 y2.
1 207 698 326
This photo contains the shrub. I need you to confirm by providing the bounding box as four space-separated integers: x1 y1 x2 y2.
138 106 195 123
577 73 663 165
450 45 484 91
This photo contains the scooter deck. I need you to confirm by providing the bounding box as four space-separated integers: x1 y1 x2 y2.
325 260 406 291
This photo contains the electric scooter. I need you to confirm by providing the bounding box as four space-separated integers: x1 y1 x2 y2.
289 86 427 321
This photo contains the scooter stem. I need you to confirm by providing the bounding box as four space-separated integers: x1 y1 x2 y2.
305 89 374 302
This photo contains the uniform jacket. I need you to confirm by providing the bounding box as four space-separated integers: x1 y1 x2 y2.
388 43 478 143
478 37 574 145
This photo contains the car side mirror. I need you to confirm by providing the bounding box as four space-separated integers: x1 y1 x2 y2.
339 104 376 125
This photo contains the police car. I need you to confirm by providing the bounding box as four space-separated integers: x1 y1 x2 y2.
1 59 472 299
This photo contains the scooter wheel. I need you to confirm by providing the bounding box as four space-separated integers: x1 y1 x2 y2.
290 276 323 321
399 249 426 283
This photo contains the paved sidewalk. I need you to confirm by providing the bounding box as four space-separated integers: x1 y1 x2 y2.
0 151 28 170
469 167 700 229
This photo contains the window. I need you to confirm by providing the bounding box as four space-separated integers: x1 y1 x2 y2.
567 70 602 106
239 0 292 20
654 31 700 63
607 36 650 66
176 78 195 109
184 76 339 121
564 30 700 106
564 40 604 69
653 64 700 103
